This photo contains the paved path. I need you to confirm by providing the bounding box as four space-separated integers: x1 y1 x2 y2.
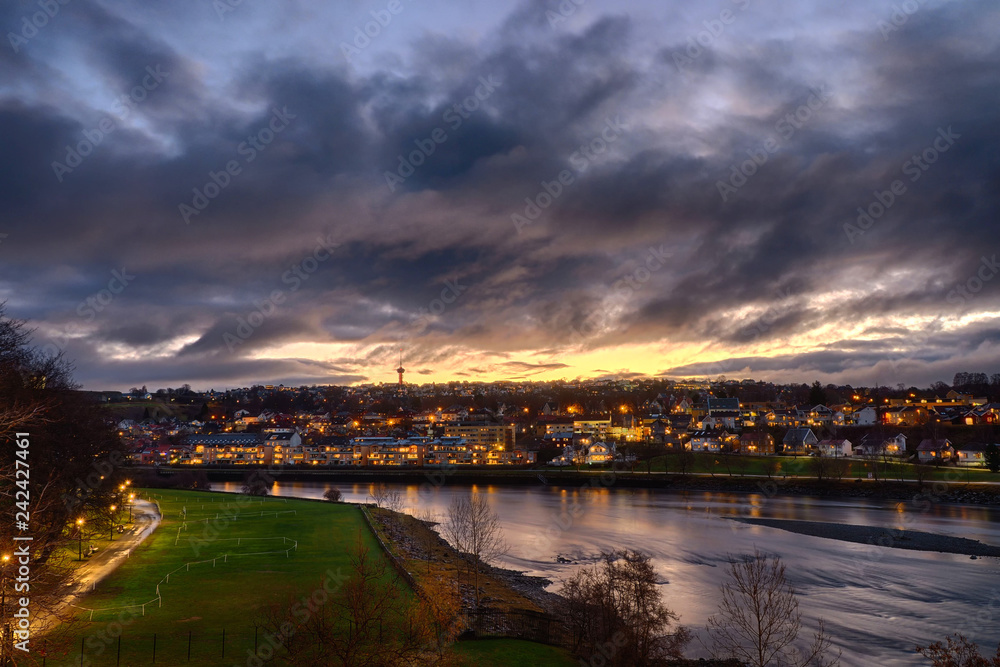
34 498 161 637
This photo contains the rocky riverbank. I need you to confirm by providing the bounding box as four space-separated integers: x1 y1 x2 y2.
733 517 1000 557
368 507 563 615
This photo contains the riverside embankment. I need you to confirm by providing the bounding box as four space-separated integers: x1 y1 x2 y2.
136 463 1000 506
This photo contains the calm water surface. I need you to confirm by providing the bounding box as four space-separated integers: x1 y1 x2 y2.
214 479 1000 666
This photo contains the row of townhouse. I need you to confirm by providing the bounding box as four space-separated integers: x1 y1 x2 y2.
680 429 911 458
155 432 536 467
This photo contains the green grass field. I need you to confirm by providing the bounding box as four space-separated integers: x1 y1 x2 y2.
49 489 379 666
451 639 576 666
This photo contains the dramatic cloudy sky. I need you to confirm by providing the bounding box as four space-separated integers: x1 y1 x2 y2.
1 0 998 390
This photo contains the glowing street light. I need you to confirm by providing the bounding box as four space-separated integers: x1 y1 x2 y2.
76 518 85 560
110 505 117 541
128 493 135 522
1 554 10 616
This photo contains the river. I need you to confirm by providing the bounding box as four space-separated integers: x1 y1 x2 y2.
213 479 1000 666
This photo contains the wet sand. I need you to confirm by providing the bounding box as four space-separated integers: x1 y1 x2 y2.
732 517 1000 558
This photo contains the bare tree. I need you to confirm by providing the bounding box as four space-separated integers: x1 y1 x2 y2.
241 471 270 496
809 454 830 482
443 494 507 607
917 633 1000 666
733 452 752 477
828 457 851 482
370 482 402 512
561 549 690 666
251 533 447 666
913 462 932 489
414 509 442 574
0 305 130 657
323 487 343 502
862 443 885 483
674 447 695 475
706 550 839 667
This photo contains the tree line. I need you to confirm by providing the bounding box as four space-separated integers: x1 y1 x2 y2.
0 305 129 649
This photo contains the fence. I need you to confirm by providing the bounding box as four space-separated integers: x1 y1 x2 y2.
358 504 422 596
69 537 298 622
43 627 279 666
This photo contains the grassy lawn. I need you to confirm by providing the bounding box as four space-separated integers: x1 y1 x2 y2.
451 639 576 666
48 489 379 666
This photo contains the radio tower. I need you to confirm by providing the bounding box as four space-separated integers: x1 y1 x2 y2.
396 350 405 389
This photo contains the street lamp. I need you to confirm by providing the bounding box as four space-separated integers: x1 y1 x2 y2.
76 518 85 560
128 493 135 522
1 553 8 664
1 554 10 615
110 505 117 540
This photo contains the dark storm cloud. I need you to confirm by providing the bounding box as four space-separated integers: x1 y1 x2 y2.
2 0 1000 388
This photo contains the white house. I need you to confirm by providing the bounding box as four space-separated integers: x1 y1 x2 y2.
689 430 730 452
884 433 907 456
955 442 988 467
916 439 954 464
815 439 852 457
585 442 615 465
783 428 818 455
547 445 579 467
852 406 878 426
808 405 835 426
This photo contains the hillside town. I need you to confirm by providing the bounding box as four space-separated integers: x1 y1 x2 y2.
101 373 1000 469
